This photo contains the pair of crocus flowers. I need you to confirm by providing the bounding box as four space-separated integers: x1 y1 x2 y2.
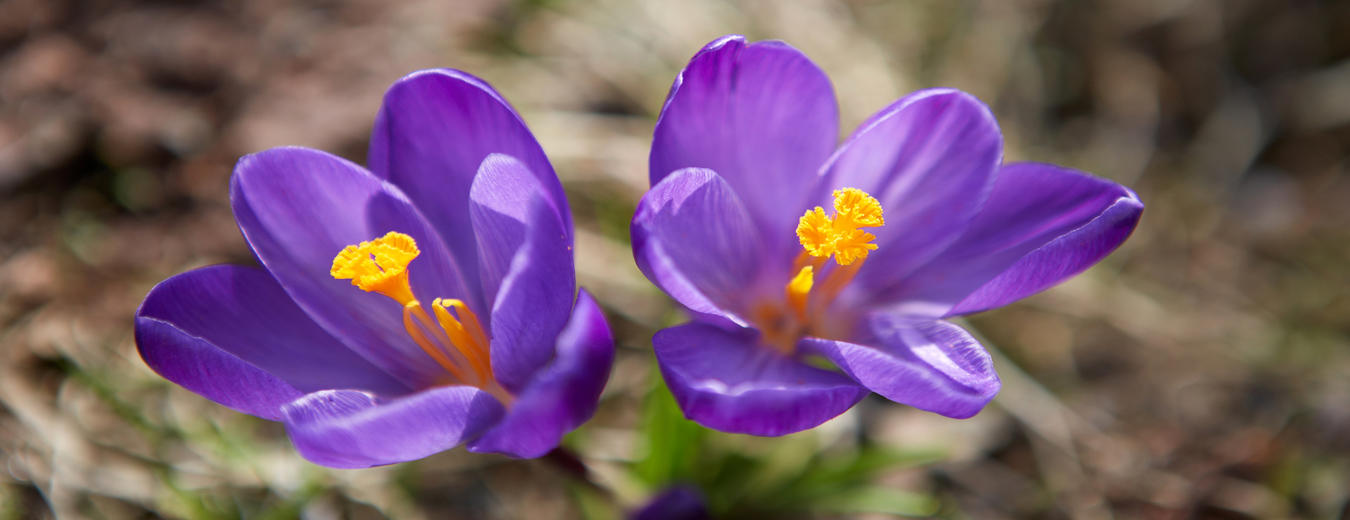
136 35 1142 468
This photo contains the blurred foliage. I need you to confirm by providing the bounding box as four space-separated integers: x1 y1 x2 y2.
632 362 944 518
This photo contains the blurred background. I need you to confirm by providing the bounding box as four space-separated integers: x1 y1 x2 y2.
2 0 1348 518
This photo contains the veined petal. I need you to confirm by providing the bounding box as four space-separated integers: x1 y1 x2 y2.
800 317 999 419
136 318 301 421
231 147 471 388
469 154 575 391
468 290 614 458
875 162 1143 316
651 35 838 249
946 163 1144 315
136 265 411 418
369 69 569 302
820 89 1002 290
281 386 504 468
632 168 768 328
654 322 866 436
469 154 564 302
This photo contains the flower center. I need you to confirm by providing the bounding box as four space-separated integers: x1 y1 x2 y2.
331 232 507 400
753 188 884 354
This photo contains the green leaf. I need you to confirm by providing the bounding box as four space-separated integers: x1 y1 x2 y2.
634 359 707 487
813 486 939 517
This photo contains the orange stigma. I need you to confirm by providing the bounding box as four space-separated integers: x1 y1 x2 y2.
332 232 508 402
795 188 884 266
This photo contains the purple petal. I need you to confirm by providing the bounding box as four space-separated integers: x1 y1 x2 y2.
945 163 1144 315
632 168 769 328
874 162 1142 316
369 69 569 302
231 147 472 388
651 35 838 250
136 265 411 417
136 316 300 421
800 317 999 419
631 486 710 520
281 386 504 468
653 322 866 436
468 290 614 458
820 89 1003 290
470 154 576 391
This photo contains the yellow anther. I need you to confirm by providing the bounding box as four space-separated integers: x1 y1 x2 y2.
786 265 814 320
431 298 492 379
795 188 884 266
436 299 489 352
331 231 420 304
402 302 473 383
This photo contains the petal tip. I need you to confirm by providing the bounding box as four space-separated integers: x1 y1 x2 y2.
700 34 746 53
389 67 487 88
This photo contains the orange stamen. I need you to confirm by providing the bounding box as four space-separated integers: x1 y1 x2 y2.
332 232 503 396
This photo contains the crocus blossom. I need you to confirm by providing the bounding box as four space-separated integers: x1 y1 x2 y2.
136 69 614 467
633 35 1143 436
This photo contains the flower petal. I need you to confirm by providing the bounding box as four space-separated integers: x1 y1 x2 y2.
651 35 838 248
632 168 769 328
469 154 576 391
800 317 999 419
136 317 300 421
136 265 411 418
874 162 1143 316
281 386 504 468
821 89 1003 289
468 290 614 458
369 69 569 302
231 147 472 387
653 322 866 436
946 163 1144 315
632 486 710 520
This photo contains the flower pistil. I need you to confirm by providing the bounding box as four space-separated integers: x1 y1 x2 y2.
331 232 505 400
756 188 885 353
795 187 884 266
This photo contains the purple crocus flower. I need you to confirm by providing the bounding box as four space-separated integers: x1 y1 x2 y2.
632 35 1143 436
135 69 614 467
